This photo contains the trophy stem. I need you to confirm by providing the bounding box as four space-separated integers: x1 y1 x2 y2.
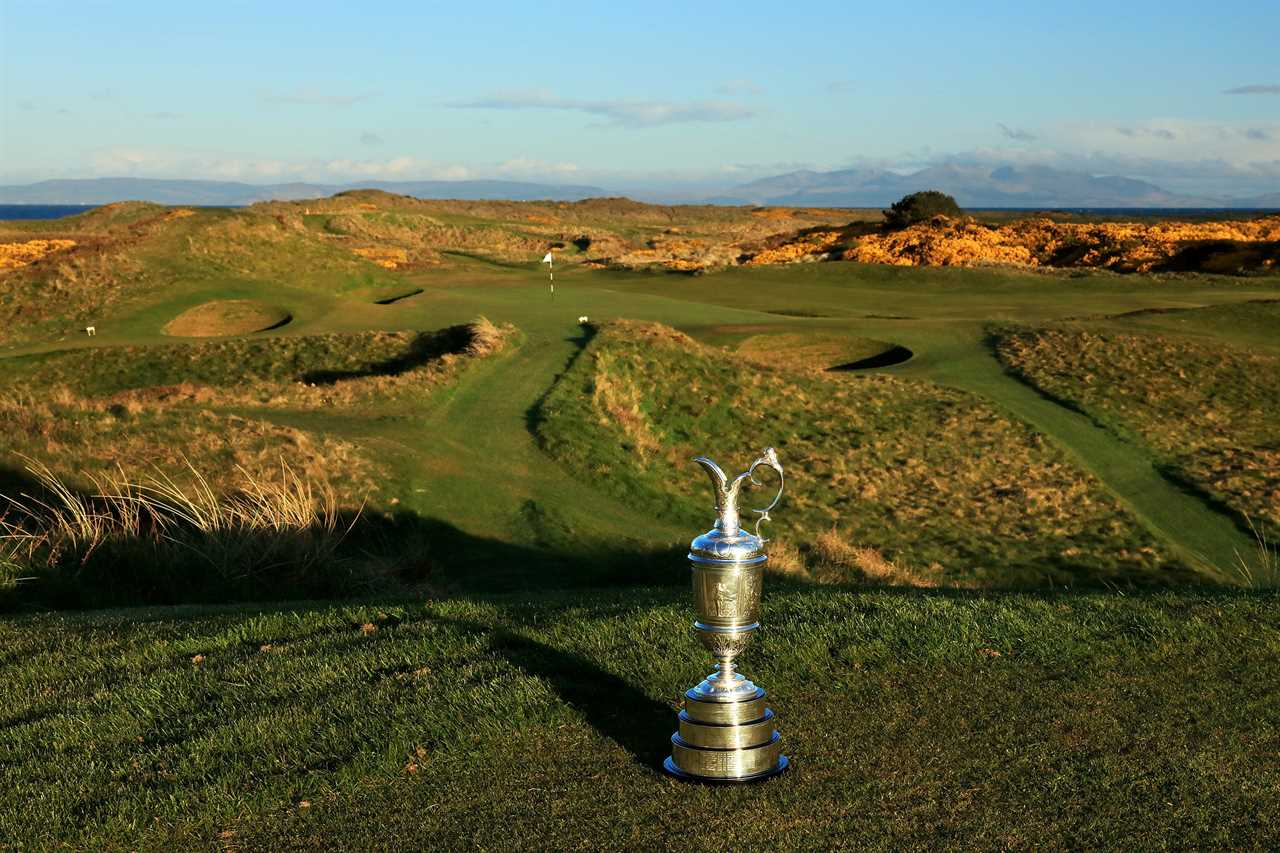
718 657 735 685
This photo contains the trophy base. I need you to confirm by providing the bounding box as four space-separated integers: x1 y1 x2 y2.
664 754 789 784
665 689 787 783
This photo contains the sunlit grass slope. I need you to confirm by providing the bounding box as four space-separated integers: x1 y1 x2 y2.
538 321 1193 586
997 311 1280 530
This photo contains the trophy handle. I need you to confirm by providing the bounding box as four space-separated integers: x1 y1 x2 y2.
746 448 784 539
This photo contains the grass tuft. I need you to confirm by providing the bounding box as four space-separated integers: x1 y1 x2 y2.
0 458 381 609
1232 516 1279 589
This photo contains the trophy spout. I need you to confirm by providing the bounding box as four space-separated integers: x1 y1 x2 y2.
692 455 745 533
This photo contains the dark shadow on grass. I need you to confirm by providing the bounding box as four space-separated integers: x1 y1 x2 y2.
257 313 294 332
302 325 473 385
373 288 425 305
829 344 914 371
0 468 688 612
432 614 673 772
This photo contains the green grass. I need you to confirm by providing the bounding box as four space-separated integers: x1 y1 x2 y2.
4 198 1280 844
538 321 1190 586
2 586 1277 848
1 327 468 395
997 321 1280 530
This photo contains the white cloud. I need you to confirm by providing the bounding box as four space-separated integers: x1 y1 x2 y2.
82 147 461 182
495 157 580 177
452 89 754 127
322 156 419 177
260 89 377 107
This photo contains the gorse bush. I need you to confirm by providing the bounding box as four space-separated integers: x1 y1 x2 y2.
0 460 385 609
883 190 962 229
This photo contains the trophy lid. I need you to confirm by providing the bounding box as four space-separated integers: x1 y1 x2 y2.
689 525 767 565
688 448 784 566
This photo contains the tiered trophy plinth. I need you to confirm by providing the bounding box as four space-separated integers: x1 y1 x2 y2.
664 448 789 784
664 661 788 782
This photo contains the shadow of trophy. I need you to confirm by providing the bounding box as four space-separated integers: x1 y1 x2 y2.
664 447 790 783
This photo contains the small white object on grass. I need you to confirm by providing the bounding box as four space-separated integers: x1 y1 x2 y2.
84 326 96 336
578 316 589 324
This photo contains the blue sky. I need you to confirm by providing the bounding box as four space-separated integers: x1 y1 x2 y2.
1 0 1277 196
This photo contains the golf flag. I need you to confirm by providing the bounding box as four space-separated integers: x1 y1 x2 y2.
542 252 553 265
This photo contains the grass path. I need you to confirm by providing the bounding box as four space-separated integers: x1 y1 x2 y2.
886 325 1259 576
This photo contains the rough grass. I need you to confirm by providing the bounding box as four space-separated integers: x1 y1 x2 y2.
0 461 387 609
2 318 515 408
996 324 1280 530
539 321 1190 587
0 387 380 499
1 586 1276 848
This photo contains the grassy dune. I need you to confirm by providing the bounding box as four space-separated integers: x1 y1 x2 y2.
539 321 1190 586
997 313 1280 531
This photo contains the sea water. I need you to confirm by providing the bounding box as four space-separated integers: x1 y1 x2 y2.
0 205 98 220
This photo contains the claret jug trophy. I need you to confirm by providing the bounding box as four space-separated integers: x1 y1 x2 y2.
664 447 789 783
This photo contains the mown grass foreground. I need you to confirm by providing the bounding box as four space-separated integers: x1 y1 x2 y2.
3 587 1277 848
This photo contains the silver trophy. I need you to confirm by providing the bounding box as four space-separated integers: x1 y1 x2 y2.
664 447 789 782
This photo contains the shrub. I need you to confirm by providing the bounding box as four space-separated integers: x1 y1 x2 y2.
883 191 962 229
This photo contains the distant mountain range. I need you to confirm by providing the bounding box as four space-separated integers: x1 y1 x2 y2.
0 177 606 205
712 164 1280 209
1 167 1278 209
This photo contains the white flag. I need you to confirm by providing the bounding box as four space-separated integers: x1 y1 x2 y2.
542 252 554 265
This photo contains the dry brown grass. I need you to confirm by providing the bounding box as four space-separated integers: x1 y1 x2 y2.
846 215 1280 271
810 528 940 587
0 387 381 502
541 320 1186 587
352 246 410 268
0 458 374 606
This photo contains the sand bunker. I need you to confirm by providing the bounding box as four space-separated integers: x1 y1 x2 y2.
163 300 291 337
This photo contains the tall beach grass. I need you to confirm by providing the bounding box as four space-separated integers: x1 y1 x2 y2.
1 459 381 609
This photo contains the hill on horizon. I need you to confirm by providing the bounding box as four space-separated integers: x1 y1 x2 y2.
7 163 1280 207
0 176 608 206
4 165 1280 209
714 163 1280 209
